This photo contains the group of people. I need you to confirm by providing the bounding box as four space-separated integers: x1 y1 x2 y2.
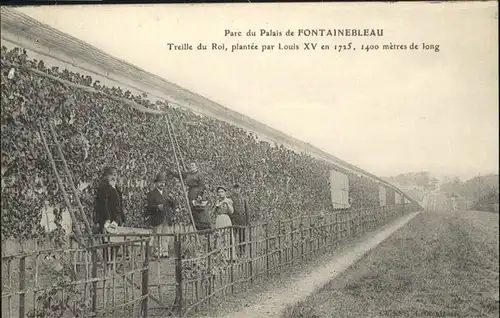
93 162 250 259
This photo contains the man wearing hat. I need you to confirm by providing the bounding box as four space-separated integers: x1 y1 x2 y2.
147 172 176 258
94 167 125 233
94 167 125 262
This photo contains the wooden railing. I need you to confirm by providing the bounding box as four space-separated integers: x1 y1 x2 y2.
1 239 150 318
177 203 419 316
2 203 419 317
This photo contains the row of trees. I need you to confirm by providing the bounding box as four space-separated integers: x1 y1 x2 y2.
440 174 499 201
442 175 499 213
385 171 498 212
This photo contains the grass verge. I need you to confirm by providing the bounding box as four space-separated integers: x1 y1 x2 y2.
283 210 499 318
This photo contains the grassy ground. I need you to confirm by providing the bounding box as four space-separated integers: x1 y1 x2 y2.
283 210 499 318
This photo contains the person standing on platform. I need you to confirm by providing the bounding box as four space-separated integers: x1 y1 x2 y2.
146 172 176 258
229 184 250 257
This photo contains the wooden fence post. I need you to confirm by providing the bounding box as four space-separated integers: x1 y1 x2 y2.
278 221 282 273
230 228 235 294
331 214 335 247
340 213 344 243
141 240 150 318
19 256 26 318
248 226 253 285
328 215 333 247
354 210 358 237
300 217 305 261
363 210 370 233
322 216 327 252
339 212 343 239
312 216 317 255
339 212 343 241
265 223 270 277
309 216 313 257
91 248 98 314
207 232 212 305
350 210 353 236
346 212 350 238
174 235 183 315
291 219 295 265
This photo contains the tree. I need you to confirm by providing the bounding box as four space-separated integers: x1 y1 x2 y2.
461 175 499 201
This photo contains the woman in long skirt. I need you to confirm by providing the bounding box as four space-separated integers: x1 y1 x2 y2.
213 186 237 261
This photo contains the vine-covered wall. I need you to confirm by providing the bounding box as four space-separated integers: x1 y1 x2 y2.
1 47 386 241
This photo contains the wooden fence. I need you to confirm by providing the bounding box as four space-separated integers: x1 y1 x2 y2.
2 203 420 317
1 239 150 318
177 203 419 316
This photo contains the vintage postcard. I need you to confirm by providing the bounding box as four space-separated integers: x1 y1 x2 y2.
1 2 498 318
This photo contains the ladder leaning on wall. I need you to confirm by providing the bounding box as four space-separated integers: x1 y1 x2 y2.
39 121 96 249
164 112 199 243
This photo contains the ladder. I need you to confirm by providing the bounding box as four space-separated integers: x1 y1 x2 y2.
39 122 95 248
165 113 199 243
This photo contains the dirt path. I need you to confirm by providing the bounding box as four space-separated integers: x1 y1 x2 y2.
194 211 421 318
284 209 499 317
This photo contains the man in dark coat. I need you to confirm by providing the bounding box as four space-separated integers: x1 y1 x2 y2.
147 172 176 258
229 184 250 257
94 167 125 262
95 167 125 232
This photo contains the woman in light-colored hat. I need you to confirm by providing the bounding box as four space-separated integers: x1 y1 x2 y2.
213 186 237 261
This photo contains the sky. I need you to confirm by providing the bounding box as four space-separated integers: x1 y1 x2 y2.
13 2 499 181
